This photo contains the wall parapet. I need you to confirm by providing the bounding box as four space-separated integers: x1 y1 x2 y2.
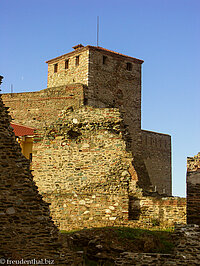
2 84 85 128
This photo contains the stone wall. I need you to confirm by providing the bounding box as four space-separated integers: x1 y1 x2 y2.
129 193 186 227
1 45 178 231
47 48 89 88
44 193 186 231
88 47 142 157
2 84 172 196
0 84 68 263
141 130 172 195
45 45 172 192
115 225 200 265
32 106 133 230
30 105 185 230
187 152 200 225
2 84 85 128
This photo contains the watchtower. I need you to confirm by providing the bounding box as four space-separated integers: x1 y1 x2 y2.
46 44 143 155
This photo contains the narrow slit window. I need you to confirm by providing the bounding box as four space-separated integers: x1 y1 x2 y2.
103 55 107 65
29 153 32 162
54 63 58 73
76 56 80 66
65 59 69 69
126 62 132 71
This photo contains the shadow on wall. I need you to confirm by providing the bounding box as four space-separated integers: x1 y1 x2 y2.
128 196 141 220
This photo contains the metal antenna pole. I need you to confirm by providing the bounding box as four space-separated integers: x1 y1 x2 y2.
97 16 99 47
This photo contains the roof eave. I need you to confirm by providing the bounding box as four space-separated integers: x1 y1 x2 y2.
46 45 144 64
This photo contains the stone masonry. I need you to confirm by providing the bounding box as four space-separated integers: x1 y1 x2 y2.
31 106 185 230
0 76 69 264
1 45 186 230
187 152 200 225
115 225 200 265
3 44 172 195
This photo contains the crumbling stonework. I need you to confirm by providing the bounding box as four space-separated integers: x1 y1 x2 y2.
0 77 69 264
115 225 200 265
30 106 185 230
187 152 200 225
2 84 85 128
1 45 186 230
2 45 172 195
32 106 133 230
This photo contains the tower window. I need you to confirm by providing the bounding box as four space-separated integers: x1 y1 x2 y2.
65 59 69 69
54 63 58 73
103 55 107 65
126 62 132 71
76 56 80 66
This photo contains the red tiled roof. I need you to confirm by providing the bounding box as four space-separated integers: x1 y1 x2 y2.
11 123 35 137
46 45 143 64
88 46 144 63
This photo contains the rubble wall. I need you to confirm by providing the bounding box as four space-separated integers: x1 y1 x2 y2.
2 84 85 128
187 153 200 225
115 225 200 265
31 106 185 230
0 89 68 263
32 106 133 230
129 195 186 227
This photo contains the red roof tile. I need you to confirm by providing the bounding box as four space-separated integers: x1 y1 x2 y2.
11 123 35 137
46 45 143 64
88 46 144 63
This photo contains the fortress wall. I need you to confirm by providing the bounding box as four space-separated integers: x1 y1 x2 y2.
32 106 134 229
115 225 200 265
31 106 185 230
141 130 172 195
129 195 186 227
88 48 142 156
43 193 129 231
187 153 200 225
47 49 89 88
2 84 85 128
0 85 67 263
42 194 186 231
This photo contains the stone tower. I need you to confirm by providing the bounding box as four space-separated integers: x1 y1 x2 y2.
46 45 143 156
46 44 171 195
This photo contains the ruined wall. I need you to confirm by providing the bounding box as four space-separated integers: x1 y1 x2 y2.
187 152 200 225
0 86 68 263
47 48 89 88
32 106 133 230
141 130 172 195
30 105 185 230
88 47 142 156
115 225 200 265
2 84 85 128
129 195 186 227
45 192 186 231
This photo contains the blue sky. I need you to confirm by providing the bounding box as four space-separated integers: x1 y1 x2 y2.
0 0 199 197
